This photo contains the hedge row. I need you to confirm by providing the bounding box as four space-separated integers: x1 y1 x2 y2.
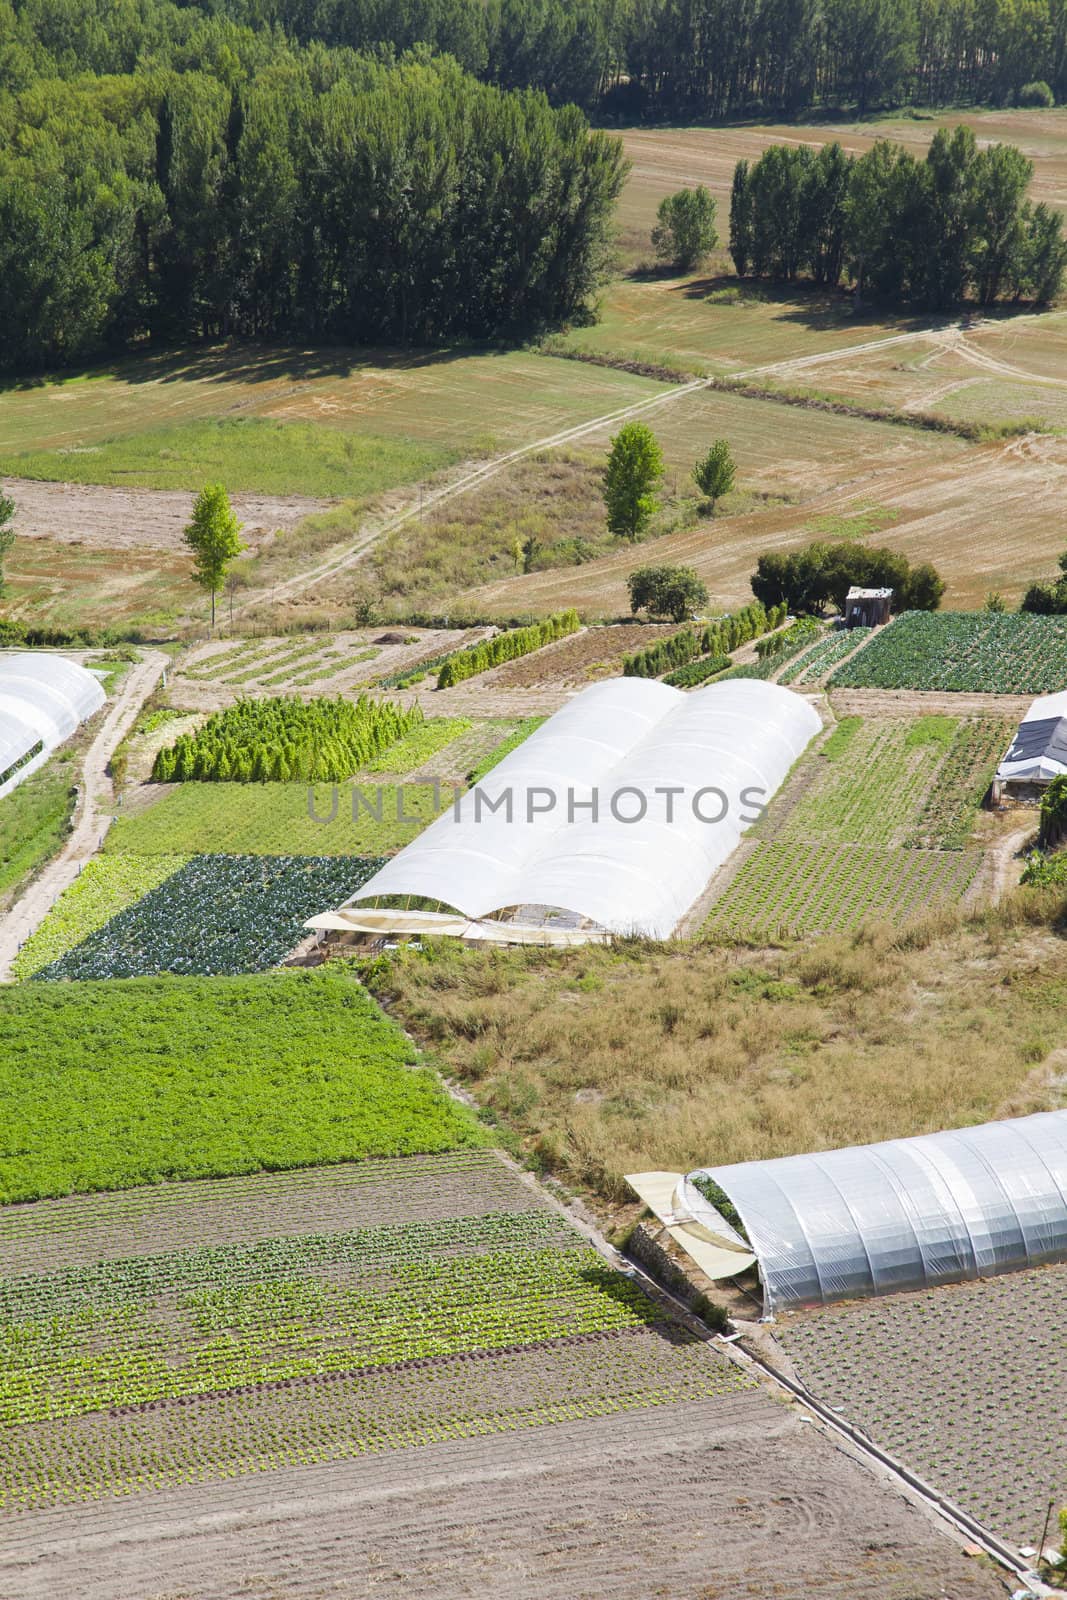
716 617 823 681
152 695 421 783
623 601 787 679
436 611 580 688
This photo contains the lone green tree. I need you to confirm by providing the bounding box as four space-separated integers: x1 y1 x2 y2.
604 422 664 541
693 440 736 510
0 490 15 595
184 484 244 628
652 186 718 271
628 564 708 622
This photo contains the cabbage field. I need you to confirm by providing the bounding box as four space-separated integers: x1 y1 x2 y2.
829 612 1067 693
32 854 381 980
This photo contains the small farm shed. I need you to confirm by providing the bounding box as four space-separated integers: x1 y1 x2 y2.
992 689 1067 801
843 587 893 628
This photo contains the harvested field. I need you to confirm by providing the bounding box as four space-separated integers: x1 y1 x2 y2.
3 476 333 551
0 348 663 464
777 1260 1067 1550
0 1396 1006 1600
459 423 1067 618
482 623 681 687
616 111 1067 258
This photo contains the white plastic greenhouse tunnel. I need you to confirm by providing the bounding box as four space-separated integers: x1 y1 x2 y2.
309 676 823 942
627 1108 1067 1317
0 653 106 799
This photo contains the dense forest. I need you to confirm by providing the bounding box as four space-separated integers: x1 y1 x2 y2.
3 0 1063 121
730 128 1067 305
0 11 625 371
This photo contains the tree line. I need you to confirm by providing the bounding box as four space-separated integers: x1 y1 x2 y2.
729 128 1067 306
3 0 1065 135
0 17 625 372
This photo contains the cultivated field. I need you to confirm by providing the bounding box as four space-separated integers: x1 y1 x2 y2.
0 1149 1007 1600
777 1262 1067 1549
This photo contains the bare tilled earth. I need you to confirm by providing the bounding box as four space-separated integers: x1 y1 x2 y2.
3 476 332 551
828 688 1034 719
2 1396 1008 1600
482 623 681 689
776 1262 1067 1552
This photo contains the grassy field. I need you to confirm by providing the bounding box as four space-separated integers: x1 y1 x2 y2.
0 756 76 906
31 854 381 980
375 889 1067 1202
104 781 444 855
0 968 482 1203
0 419 458 499
0 347 664 463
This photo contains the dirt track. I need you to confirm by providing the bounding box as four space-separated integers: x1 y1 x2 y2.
3 477 332 551
2 1395 1007 1600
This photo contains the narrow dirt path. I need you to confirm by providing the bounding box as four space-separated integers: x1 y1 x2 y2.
989 822 1038 902
240 378 707 611
0 650 167 979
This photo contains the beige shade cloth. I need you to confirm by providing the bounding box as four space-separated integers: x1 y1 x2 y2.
305 907 610 945
626 1170 757 1281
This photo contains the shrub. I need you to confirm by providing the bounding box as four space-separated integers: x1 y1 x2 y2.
1018 80 1054 106
623 601 786 677
628 564 709 622
751 540 944 615
436 611 579 688
152 694 421 783
1039 774 1067 849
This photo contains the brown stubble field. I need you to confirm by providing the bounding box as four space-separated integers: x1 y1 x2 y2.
453 394 1067 619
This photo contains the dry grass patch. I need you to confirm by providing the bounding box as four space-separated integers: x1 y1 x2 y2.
370 892 1067 1205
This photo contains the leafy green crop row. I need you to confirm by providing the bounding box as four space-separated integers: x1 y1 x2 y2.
0 968 483 1203
623 601 786 679
104 781 444 856
12 854 190 980
153 694 421 782
33 854 381 980
465 717 547 783
662 654 731 688
717 616 821 681
829 612 1067 693
364 717 471 773
437 611 580 688
705 840 980 937
778 627 872 685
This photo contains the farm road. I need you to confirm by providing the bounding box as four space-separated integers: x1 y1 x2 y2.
2 1392 1006 1600
0 649 166 980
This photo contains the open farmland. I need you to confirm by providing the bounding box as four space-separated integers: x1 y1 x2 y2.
702 712 1011 937
102 781 444 856
777 1262 1067 1549
0 969 481 1204
831 611 1067 692
29 854 380 980
0 1151 1007 1600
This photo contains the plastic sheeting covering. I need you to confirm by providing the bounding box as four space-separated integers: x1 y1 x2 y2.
997 689 1067 785
686 1109 1067 1315
338 677 822 939
0 653 106 798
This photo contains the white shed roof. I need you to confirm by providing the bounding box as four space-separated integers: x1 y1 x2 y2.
0 653 105 797
325 677 822 939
